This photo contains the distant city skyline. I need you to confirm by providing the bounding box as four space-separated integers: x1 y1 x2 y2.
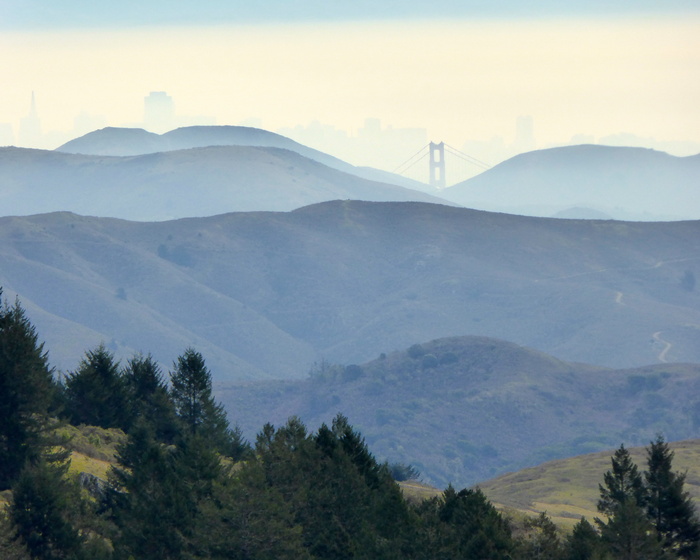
2 86 699 185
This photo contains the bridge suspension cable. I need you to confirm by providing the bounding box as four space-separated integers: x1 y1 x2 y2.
392 144 430 176
443 144 491 171
392 142 492 188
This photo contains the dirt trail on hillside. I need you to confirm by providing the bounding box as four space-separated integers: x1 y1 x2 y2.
652 331 672 362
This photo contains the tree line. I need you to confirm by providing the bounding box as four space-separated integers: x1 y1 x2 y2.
1 291 699 559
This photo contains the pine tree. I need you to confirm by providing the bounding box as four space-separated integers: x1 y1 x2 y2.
122 354 179 443
0 508 30 560
598 500 665 560
597 444 646 516
169 348 244 456
10 457 84 560
0 292 57 490
64 344 129 430
596 444 665 560
517 512 565 560
417 485 514 559
107 423 192 560
645 435 700 558
566 518 603 560
196 459 311 560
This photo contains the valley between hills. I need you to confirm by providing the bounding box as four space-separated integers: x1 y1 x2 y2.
1 125 699 500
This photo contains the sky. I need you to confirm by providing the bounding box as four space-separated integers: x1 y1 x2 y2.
1 1 699 167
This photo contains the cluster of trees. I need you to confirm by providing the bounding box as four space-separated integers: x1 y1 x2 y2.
595 440 700 559
1 291 699 559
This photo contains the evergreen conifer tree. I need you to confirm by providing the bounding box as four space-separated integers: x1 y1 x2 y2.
566 518 603 560
645 436 700 558
0 509 30 560
0 292 57 490
107 422 194 559
417 485 514 559
64 344 129 430
597 444 646 516
122 354 179 443
10 457 84 560
169 348 246 457
598 500 665 560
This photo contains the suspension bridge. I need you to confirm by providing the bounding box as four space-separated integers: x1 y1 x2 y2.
393 142 491 189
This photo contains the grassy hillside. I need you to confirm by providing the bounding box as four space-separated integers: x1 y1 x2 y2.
220 336 700 488
479 439 700 529
0 200 699 381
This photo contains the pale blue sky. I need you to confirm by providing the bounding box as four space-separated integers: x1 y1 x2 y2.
2 0 699 28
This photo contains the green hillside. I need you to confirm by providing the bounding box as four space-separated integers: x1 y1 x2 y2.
221 336 700 488
479 439 700 529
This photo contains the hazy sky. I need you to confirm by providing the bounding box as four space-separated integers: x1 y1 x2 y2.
1 1 699 157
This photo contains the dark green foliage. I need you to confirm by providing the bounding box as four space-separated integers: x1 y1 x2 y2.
645 436 700 558
407 344 426 359
566 518 603 560
595 439 700 559
106 422 220 560
64 345 129 431
0 509 31 560
122 354 179 443
597 499 665 560
249 415 421 559
0 292 57 490
597 444 646 516
195 460 310 560
170 348 245 456
516 512 565 560
417 485 514 559
10 458 84 560
389 463 421 482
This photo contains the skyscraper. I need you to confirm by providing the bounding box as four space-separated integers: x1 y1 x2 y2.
144 91 175 133
18 92 42 147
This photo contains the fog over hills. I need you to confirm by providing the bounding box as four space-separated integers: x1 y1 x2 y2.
0 144 446 221
0 201 698 382
56 125 434 194
440 145 700 221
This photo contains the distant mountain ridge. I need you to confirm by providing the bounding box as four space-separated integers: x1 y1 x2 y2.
0 200 698 381
441 144 700 221
0 144 448 221
56 125 435 194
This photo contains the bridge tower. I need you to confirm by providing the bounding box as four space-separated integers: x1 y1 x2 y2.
429 141 445 189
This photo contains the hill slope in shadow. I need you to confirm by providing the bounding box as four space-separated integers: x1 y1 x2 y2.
220 335 700 488
0 201 698 378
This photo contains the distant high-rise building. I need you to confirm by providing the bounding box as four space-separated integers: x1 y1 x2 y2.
18 92 42 147
513 115 535 154
144 91 175 132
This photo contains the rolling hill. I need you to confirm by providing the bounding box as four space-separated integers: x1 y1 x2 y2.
0 145 446 220
440 145 700 221
219 335 700 488
55 125 434 194
478 439 700 528
0 200 698 382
